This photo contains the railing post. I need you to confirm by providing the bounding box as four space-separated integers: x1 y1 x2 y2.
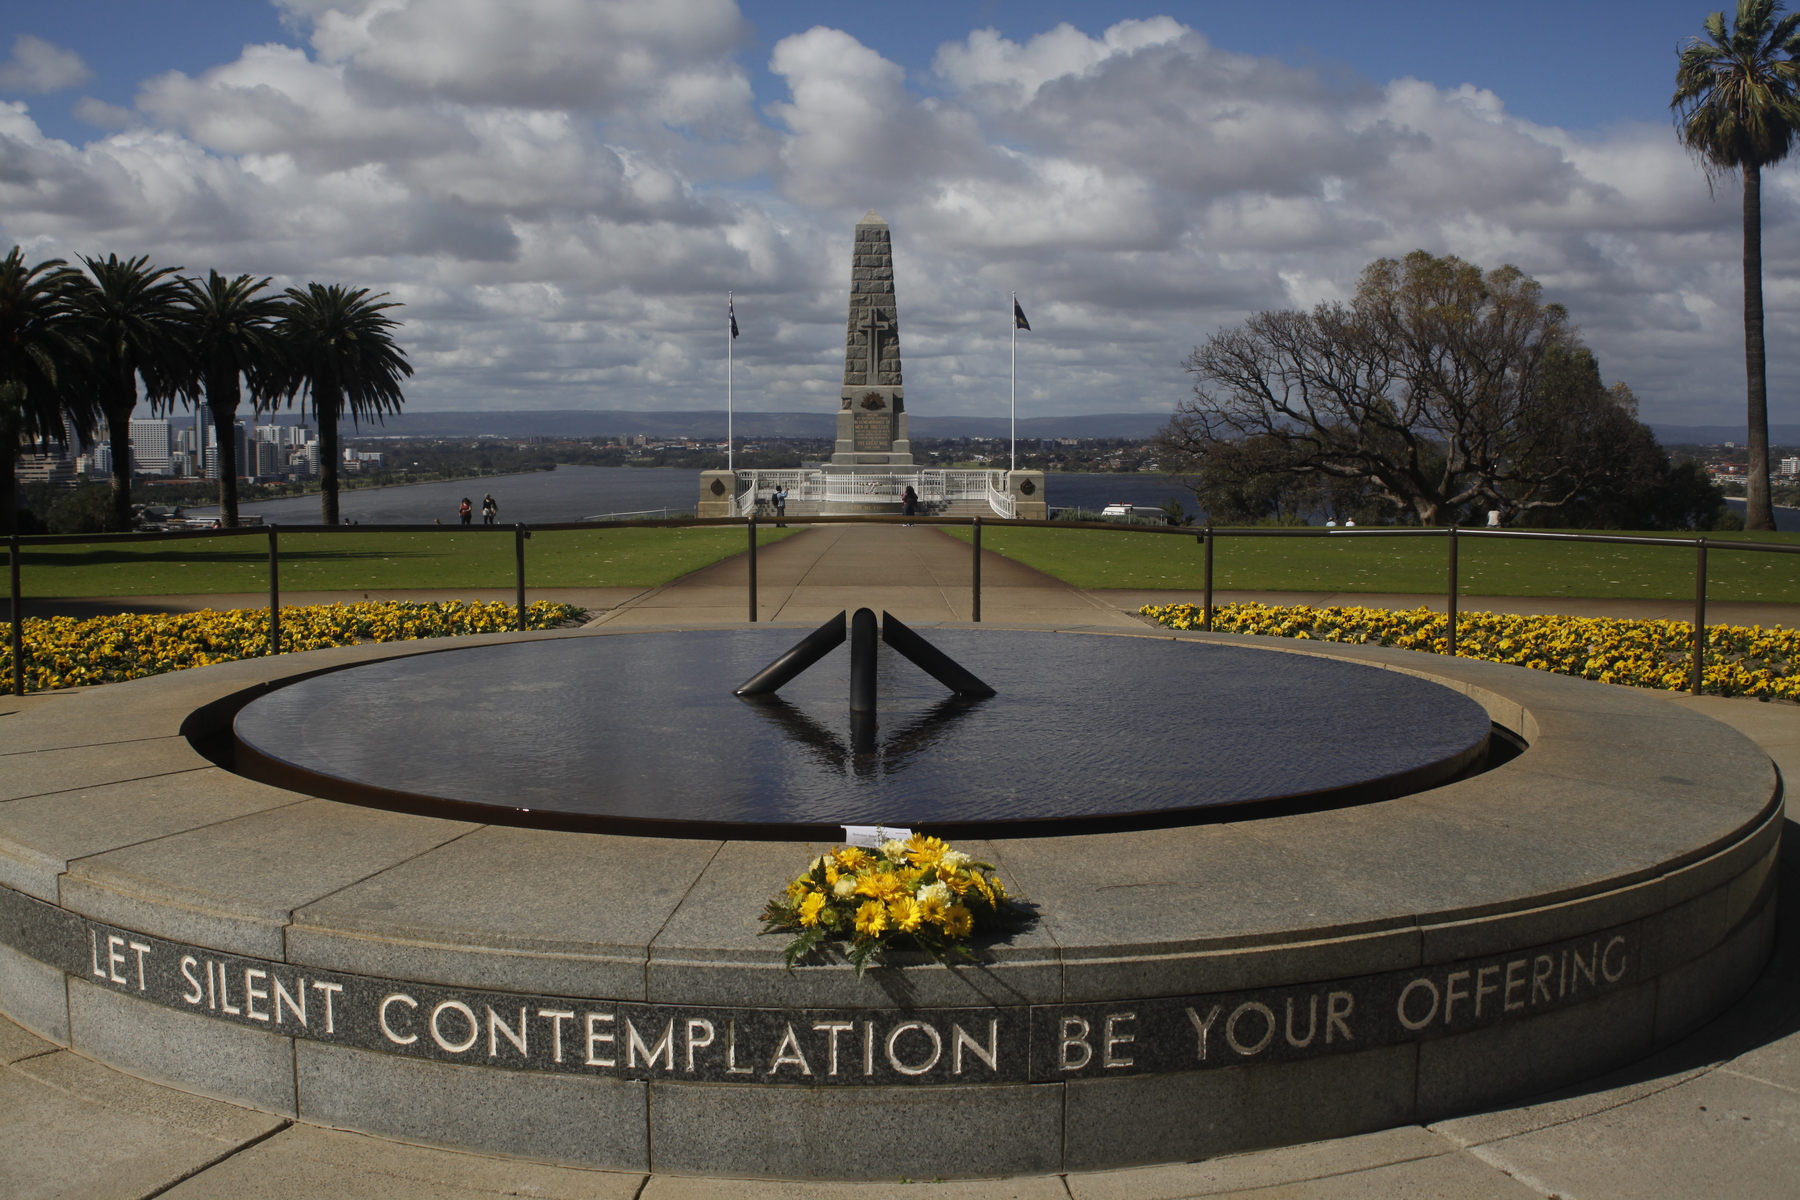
1691 538 1708 694
8 533 22 697
1202 526 1214 632
514 523 529 632
971 516 982 623
1446 525 1459 657
267 524 281 656
747 519 758 622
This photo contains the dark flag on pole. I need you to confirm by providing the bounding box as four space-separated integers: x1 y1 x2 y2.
729 296 740 339
1013 299 1030 331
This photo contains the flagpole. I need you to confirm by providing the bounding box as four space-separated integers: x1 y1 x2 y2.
727 291 734 476
1010 290 1017 473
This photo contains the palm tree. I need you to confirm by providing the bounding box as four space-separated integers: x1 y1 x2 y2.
0 248 89 536
172 271 286 527
274 283 412 526
66 255 187 531
1673 0 1800 531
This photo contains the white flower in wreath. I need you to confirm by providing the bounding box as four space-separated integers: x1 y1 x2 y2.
833 877 858 899
880 838 908 859
940 849 971 871
917 881 952 906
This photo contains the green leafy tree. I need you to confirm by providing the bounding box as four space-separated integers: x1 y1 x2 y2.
273 283 412 526
1672 0 1800 531
66 255 187 530
0 248 89 536
172 271 286 527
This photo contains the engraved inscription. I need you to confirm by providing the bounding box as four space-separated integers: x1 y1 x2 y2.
14 903 1645 1088
853 409 892 452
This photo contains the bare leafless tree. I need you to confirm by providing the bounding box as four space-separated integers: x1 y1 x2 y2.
1161 252 1642 526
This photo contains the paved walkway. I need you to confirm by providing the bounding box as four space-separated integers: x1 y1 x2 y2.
4 523 1798 1196
587 524 1141 628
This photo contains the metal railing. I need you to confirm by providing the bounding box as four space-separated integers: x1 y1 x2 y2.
6 515 1799 697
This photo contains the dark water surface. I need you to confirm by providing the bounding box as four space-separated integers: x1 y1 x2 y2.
195 465 703 525
235 630 1490 833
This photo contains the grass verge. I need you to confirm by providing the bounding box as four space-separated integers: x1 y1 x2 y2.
12 526 794 597
944 526 1800 602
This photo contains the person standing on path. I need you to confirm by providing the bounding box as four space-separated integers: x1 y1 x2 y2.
772 486 787 527
458 497 472 525
481 494 497 525
902 485 918 525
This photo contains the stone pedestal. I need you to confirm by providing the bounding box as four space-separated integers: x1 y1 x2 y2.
1007 470 1048 520
697 470 737 518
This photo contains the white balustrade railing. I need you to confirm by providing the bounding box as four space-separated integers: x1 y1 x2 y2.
733 469 1015 517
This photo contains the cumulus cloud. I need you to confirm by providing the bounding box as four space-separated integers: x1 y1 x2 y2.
0 6 1788 426
0 35 92 95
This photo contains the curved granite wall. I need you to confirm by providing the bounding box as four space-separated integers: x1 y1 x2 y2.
0 625 1780 1179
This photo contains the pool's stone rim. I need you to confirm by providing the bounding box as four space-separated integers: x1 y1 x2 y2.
0 622 1780 1179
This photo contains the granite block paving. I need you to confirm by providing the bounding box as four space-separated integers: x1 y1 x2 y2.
67 976 298 1115
296 1039 650 1170
290 824 723 999
645 1078 1062 1179
0 767 303 901
59 799 479 958
0 939 70 1043
0 737 212 803
1063 1045 1417 1172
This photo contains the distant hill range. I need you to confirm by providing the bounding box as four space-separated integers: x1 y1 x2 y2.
1651 424 1800 446
342 409 1177 440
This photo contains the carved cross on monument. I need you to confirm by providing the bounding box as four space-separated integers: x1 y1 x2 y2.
856 307 891 386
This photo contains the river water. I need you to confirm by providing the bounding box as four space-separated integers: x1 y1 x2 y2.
192 465 1206 525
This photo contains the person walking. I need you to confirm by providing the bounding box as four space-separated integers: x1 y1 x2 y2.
772 486 787 527
902 484 918 525
481 494 497 525
458 497 472 525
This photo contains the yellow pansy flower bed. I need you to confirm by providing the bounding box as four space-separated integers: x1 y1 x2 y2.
1140 602 1800 701
762 835 1025 974
1 600 586 693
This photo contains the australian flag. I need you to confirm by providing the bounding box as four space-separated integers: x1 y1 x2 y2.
1013 299 1031 331
729 296 740 338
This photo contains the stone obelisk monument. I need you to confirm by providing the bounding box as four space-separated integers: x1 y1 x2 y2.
829 211 912 470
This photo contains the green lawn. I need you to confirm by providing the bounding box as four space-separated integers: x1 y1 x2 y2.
15 527 795 597
944 526 1800 603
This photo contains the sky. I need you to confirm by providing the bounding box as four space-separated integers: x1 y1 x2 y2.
0 0 1793 428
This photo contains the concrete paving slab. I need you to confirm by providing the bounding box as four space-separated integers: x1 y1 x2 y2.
159 1123 645 1199
0 1011 57 1064
1467 1067 1800 1200
1065 1127 1456 1199
0 1046 285 1200
641 1175 1070 1199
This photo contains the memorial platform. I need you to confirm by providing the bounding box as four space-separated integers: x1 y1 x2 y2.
0 620 1780 1182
